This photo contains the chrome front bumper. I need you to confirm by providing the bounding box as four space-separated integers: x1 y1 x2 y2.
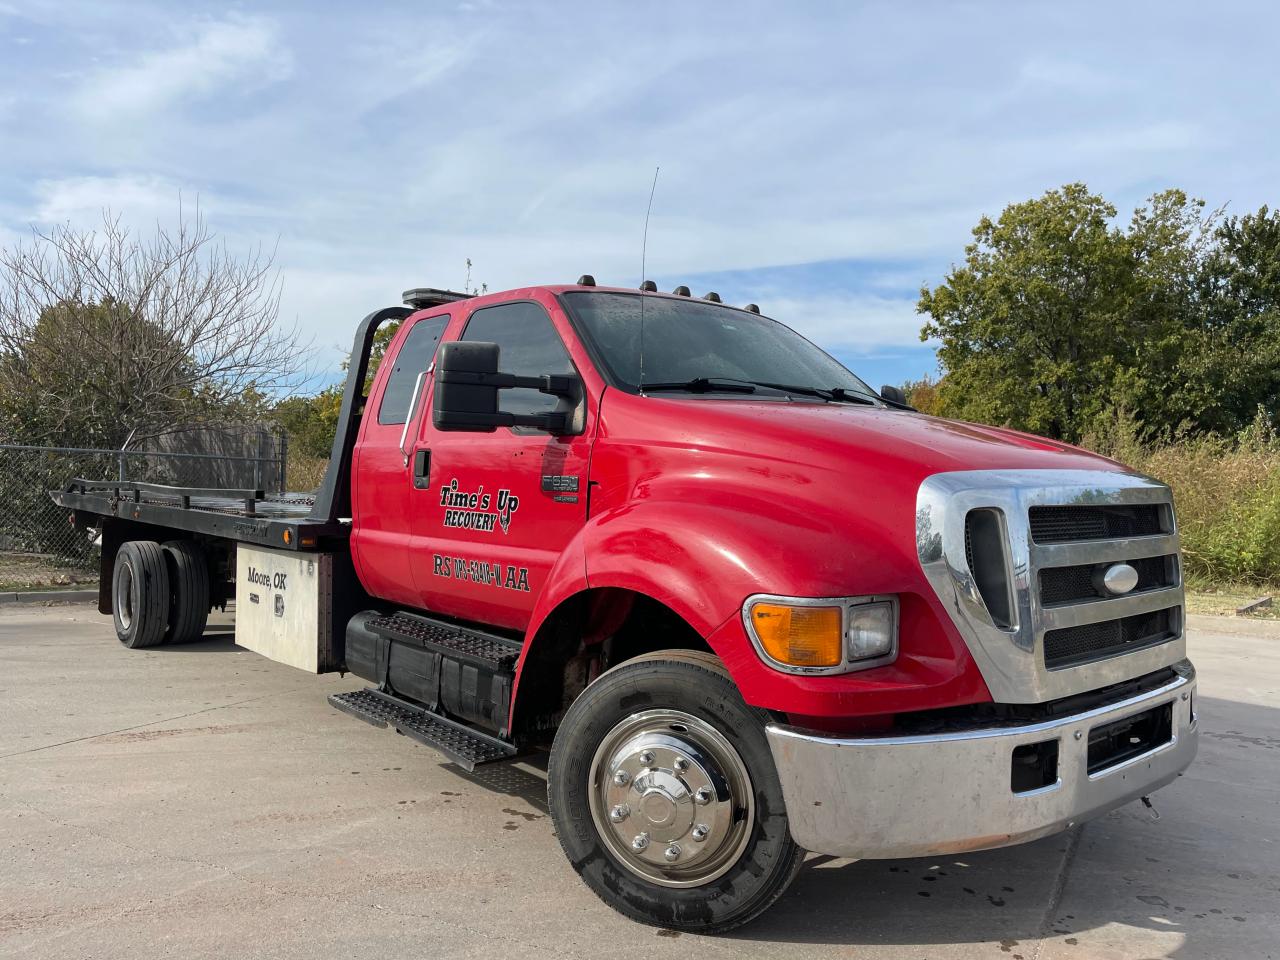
766 666 1198 859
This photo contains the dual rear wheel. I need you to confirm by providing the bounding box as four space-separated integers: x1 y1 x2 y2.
112 539 211 648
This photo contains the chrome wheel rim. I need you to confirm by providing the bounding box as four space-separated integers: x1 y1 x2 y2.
588 708 755 888
115 562 133 631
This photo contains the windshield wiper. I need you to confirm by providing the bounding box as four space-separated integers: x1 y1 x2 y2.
641 377 757 394
640 377 884 405
749 382 878 404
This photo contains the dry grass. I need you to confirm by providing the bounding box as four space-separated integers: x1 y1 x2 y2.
1184 583 1279 619
0 553 97 591
1084 411 1280 588
285 455 329 493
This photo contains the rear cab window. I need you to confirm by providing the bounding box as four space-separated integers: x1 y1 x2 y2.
377 315 450 425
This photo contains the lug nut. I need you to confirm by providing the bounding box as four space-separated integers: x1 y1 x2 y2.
694 787 713 805
664 843 681 862
609 804 630 823
673 757 689 772
692 824 709 841
614 770 631 786
632 833 650 851
639 751 654 764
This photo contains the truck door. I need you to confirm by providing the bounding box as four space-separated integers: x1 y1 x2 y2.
407 295 593 632
350 312 451 608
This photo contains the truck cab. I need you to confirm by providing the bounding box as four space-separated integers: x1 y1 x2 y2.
59 277 1198 933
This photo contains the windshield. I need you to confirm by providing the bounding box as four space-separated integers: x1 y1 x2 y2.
562 292 876 398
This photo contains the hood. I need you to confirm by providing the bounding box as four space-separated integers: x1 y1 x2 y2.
622 396 1126 481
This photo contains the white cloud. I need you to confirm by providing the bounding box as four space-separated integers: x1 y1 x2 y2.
755 293 923 351
72 15 288 119
2 0 1278 386
33 174 188 224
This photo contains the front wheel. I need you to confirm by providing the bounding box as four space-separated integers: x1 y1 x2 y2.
547 651 803 932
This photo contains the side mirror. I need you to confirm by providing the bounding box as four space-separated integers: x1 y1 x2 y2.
879 384 914 410
432 340 582 433
433 341 500 431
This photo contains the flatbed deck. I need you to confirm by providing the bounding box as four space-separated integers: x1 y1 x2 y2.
53 480 346 551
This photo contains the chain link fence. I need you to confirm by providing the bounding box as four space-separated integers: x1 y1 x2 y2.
0 428 287 590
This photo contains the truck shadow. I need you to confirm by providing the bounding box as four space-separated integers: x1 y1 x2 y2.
452 750 551 815
731 693 1275 957
154 622 238 650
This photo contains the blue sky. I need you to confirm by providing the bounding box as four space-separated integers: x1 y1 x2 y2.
1 1 1277 392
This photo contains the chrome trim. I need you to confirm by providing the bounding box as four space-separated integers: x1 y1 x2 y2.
1039 585 1180 631
766 665 1198 859
741 594 899 676
917 469 1185 703
1035 533 1177 567
398 370 428 466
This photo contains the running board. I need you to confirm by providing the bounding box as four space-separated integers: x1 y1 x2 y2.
366 612 521 672
329 688 518 771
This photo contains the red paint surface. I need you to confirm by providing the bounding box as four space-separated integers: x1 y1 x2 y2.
349 285 1127 721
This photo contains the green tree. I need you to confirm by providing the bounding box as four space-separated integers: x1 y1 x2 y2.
918 184 1218 442
901 375 944 416
271 388 342 459
1191 205 1280 432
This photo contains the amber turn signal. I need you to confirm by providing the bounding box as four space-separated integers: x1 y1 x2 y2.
749 602 843 668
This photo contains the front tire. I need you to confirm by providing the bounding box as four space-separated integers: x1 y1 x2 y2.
548 651 803 933
112 540 170 648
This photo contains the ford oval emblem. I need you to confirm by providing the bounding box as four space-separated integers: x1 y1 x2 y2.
1099 563 1140 596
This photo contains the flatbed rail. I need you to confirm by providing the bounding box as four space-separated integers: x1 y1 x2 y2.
52 479 345 551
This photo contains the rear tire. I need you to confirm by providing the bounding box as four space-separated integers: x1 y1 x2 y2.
548 650 803 933
162 540 210 644
112 540 170 648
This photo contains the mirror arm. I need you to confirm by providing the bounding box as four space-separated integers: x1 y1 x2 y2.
399 370 428 465
436 368 581 398
434 409 568 433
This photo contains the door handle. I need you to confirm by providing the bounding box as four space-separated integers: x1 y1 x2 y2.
412 448 431 489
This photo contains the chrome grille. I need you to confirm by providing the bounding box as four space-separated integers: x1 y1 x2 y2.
1044 606 1178 669
917 469 1186 703
1039 554 1175 606
1029 503 1165 542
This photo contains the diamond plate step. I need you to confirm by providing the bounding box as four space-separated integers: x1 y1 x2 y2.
367 613 521 671
329 688 518 771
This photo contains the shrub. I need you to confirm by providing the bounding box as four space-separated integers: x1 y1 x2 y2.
1084 410 1280 585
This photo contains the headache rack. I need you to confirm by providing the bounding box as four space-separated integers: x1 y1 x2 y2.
50 299 446 552
51 292 477 553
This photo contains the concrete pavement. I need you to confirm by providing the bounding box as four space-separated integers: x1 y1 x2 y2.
1 605 1276 959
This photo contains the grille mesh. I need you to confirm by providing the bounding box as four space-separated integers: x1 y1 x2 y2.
1044 607 1177 669
1029 504 1164 543
1039 555 1173 606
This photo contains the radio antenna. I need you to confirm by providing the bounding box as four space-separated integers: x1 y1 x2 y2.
639 165 659 391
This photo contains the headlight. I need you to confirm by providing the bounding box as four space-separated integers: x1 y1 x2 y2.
743 594 899 675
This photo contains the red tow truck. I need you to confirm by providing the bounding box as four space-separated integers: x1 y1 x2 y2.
54 278 1198 931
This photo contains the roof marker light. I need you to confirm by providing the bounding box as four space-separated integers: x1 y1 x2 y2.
639 280 657 292
577 274 596 286
703 291 721 302
673 285 691 297
743 303 761 314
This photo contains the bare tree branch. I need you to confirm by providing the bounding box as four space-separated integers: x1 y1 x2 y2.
0 206 310 446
